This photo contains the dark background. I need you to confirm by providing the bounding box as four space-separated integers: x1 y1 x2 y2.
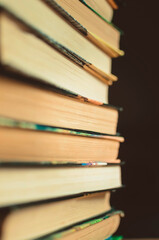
110 0 159 238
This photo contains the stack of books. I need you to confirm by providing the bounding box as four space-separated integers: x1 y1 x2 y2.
0 0 124 239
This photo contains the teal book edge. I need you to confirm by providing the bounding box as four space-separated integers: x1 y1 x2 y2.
79 0 124 35
107 236 123 240
0 116 124 139
0 115 125 166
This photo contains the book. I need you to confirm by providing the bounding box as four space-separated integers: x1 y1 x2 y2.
54 0 124 57
0 163 122 206
36 210 123 240
0 72 121 135
0 116 124 163
0 10 114 103
79 0 114 23
0 192 112 240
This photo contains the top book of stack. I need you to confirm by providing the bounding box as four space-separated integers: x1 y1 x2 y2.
0 0 123 105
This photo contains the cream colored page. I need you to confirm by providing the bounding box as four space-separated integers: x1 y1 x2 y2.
85 0 113 22
1 0 112 74
2 16 108 103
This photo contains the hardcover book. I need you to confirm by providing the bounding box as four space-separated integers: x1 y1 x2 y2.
0 192 119 240
0 116 124 163
0 72 121 134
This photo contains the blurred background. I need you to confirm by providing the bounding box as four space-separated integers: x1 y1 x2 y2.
110 0 159 237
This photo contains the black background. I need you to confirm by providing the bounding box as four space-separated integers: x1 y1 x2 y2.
110 0 159 237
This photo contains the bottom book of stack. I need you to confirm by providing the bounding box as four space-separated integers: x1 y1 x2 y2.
0 190 124 240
